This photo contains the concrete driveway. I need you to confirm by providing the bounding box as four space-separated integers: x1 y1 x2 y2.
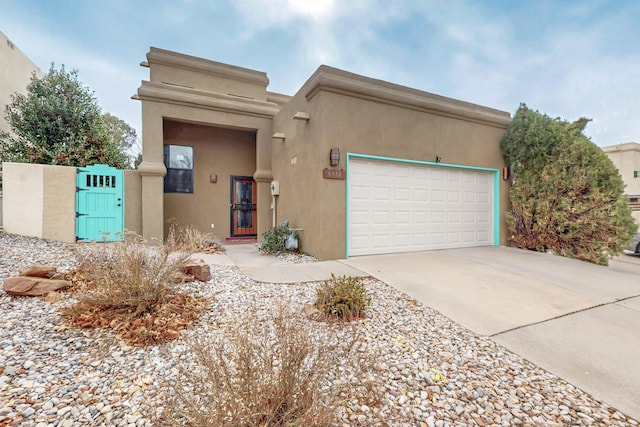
342 246 640 420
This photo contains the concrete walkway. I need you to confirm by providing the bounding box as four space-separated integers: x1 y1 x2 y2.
342 246 640 420
194 243 368 283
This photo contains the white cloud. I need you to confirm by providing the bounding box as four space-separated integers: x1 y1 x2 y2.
285 0 335 20
3 0 637 147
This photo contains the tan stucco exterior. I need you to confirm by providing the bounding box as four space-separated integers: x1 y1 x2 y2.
2 162 74 242
270 66 510 259
124 169 142 236
602 142 640 223
136 48 510 259
136 48 279 244
0 31 40 136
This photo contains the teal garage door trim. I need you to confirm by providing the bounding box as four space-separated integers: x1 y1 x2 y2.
346 153 500 257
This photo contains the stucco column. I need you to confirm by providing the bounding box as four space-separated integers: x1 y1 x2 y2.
138 103 166 245
254 126 273 241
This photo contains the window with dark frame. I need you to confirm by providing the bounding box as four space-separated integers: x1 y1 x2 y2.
163 145 194 193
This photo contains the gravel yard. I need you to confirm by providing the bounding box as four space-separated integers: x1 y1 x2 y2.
0 231 638 426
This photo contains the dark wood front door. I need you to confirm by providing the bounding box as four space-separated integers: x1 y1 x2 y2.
230 176 257 237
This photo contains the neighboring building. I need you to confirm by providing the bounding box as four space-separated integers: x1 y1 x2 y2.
0 30 40 135
0 30 40 226
602 142 640 223
135 47 511 260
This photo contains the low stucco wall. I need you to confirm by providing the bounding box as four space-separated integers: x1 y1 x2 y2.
3 162 141 243
42 165 76 242
3 162 44 238
2 162 75 242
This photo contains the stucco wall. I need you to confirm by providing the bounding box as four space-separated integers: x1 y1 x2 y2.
42 165 76 242
3 162 44 238
271 69 510 260
124 169 142 236
3 162 75 242
163 120 256 238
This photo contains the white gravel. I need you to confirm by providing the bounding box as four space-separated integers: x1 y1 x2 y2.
0 231 638 426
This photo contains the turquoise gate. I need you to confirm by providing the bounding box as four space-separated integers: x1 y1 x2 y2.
75 164 124 242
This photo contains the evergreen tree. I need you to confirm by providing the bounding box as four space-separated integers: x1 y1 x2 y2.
501 104 636 265
0 65 128 168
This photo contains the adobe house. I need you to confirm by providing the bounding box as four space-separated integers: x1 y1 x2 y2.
135 47 511 260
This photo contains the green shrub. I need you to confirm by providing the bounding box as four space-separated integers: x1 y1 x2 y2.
501 104 636 265
315 274 371 321
260 223 296 255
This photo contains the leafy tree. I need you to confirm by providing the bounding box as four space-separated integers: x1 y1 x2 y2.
102 112 139 165
501 104 636 265
0 65 128 168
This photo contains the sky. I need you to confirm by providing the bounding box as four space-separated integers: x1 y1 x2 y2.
1 0 639 148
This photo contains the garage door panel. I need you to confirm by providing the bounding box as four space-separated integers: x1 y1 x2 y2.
349 158 494 256
447 171 461 183
394 210 410 224
372 234 392 248
373 187 392 200
431 211 446 223
373 210 391 223
447 231 462 244
431 190 445 202
447 212 461 223
395 188 411 200
393 234 410 247
463 211 476 223
431 169 446 181
413 211 428 223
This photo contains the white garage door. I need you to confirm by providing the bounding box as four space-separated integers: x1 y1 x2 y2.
348 158 495 256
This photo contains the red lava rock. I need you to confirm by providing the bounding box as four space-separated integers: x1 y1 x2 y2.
181 259 211 282
19 264 57 278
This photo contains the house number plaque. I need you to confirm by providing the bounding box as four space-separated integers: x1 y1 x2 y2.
323 168 345 180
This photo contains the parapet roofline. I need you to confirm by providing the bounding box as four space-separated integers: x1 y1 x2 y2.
146 47 269 87
601 142 640 152
136 81 279 118
301 65 511 128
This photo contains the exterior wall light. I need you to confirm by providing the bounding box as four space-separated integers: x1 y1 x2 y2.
435 155 442 163
272 132 286 141
292 112 310 121
330 147 340 166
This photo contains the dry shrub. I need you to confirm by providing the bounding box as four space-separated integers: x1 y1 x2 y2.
157 307 381 426
60 239 206 346
166 221 223 254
